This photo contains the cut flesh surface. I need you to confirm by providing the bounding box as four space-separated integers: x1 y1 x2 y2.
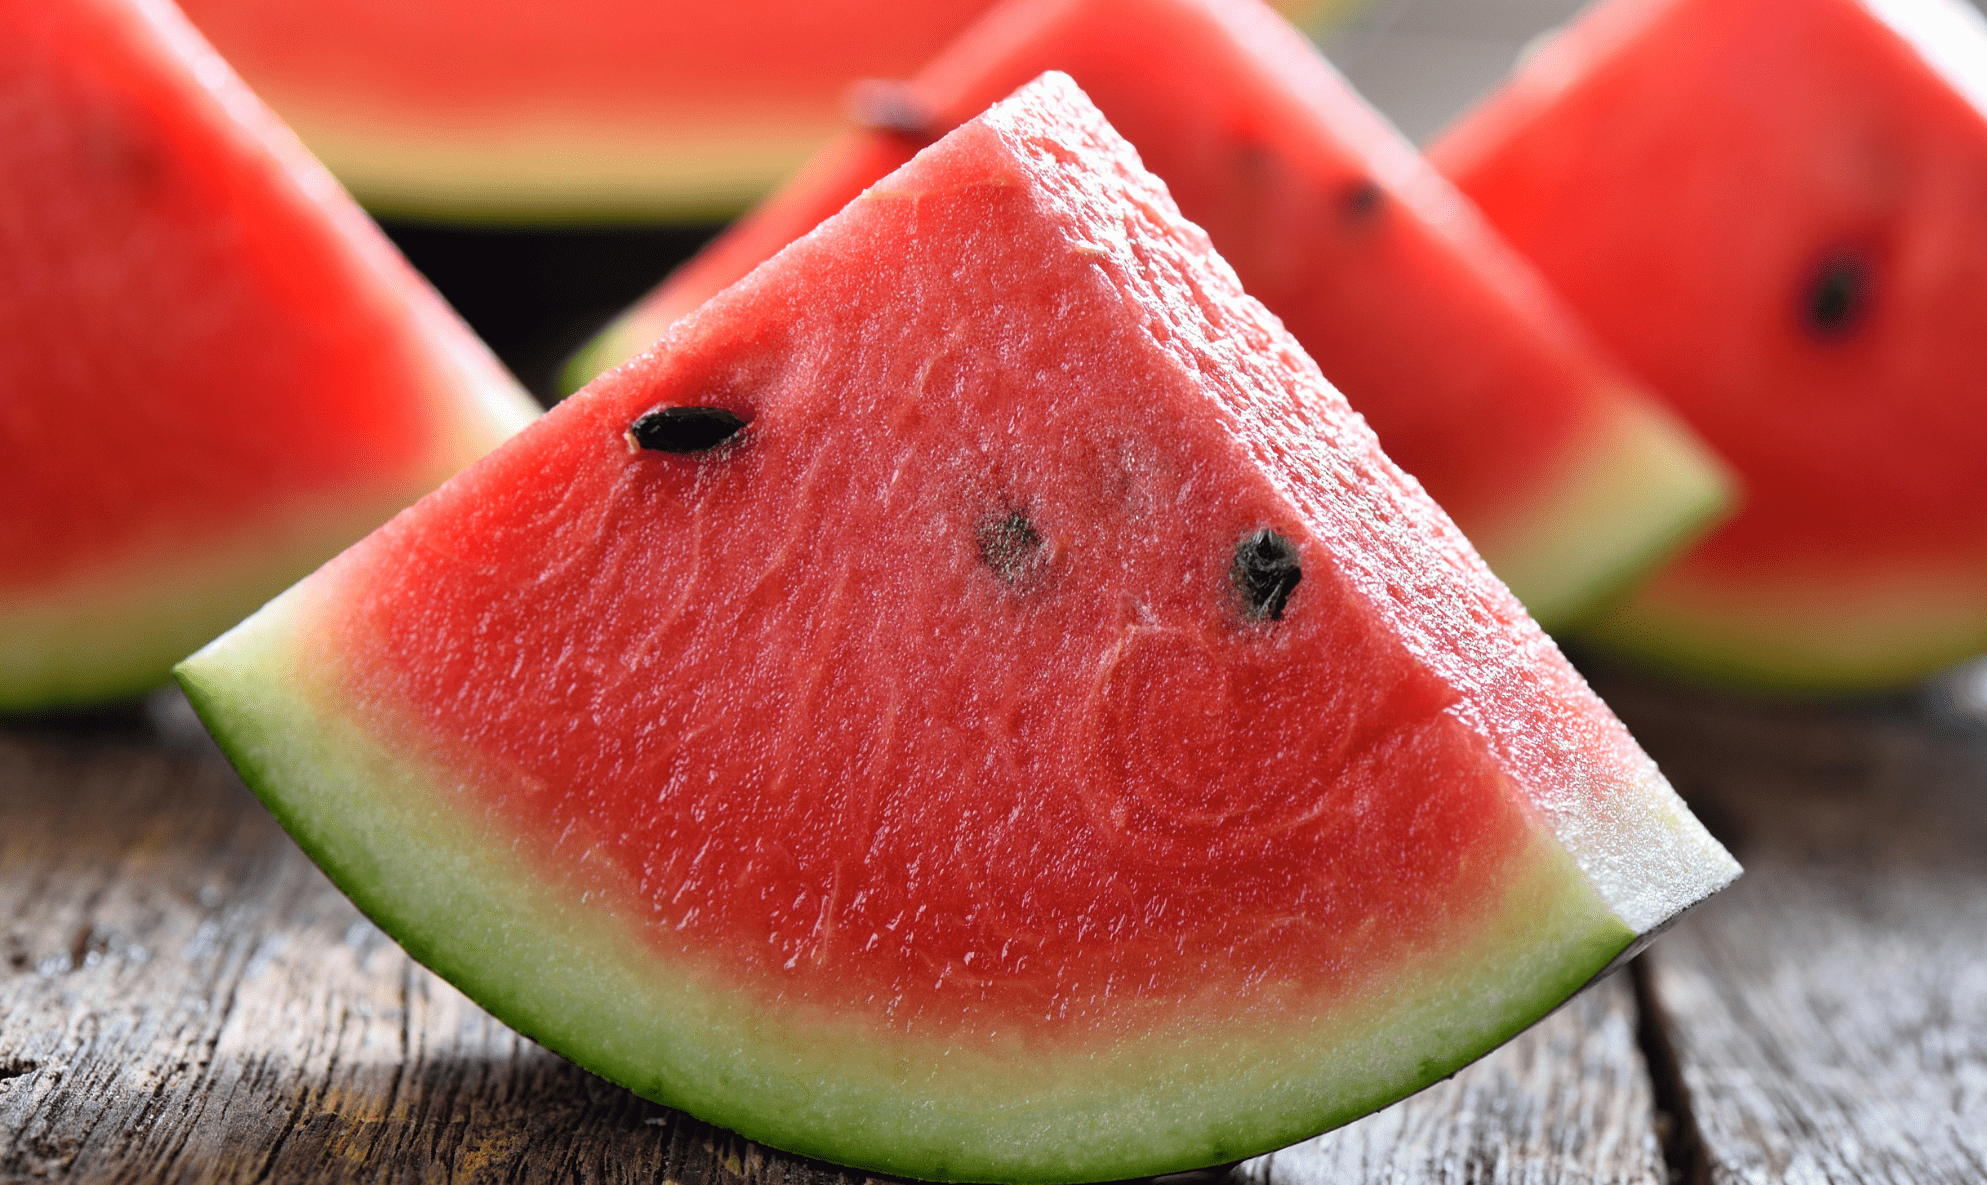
0 0 538 710
1433 0 1987 690
570 0 1732 630
180 75 1738 1183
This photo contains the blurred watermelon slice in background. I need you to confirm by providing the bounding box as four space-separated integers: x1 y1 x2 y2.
0 0 538 710
567 0 1732 630
1435 0 1987 691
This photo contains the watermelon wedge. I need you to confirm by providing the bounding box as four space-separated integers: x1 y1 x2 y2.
179 74 1738 1181
1432 0 1987 690
566 0 1732 631
0 0 538 711
173 0 1333 222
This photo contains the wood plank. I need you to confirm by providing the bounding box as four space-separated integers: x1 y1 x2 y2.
1 689 1670 1183
1599 670 1987 1185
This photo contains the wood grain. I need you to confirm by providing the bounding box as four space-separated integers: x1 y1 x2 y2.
1600 671 1987 1185
1 688 1668 1184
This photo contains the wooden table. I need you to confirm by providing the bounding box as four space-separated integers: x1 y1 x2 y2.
4 663 1984 1184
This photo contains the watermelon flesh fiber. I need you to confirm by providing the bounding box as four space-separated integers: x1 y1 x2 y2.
570 0 1733 632
179 75 1738 1182
1433 0 1987 690
0 0 538 711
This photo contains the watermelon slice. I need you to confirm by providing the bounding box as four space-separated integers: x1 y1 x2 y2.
173 0 1331 222
177 74 1738 1182
566 0 1732 631
1432 0 1987 690
0 0 538 711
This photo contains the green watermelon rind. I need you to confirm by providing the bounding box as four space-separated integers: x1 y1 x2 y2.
178 579 1640 1184
1467 391 1733 632
1582 564 1987 693
283 108 826 224
190 2 1354 225
1 476 480 713
0 428 532 713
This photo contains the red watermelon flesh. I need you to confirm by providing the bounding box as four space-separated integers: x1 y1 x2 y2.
1433 0 1987 690
569 0 1732 631
178 74 1737 1181
0 0 538 710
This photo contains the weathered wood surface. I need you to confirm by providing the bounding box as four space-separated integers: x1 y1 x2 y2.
0 688 1667 1184
1600 669 1987 1185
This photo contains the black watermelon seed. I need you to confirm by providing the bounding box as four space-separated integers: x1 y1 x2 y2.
846 79 943 143
1804 252 1872 340
629 406 748 453
1340 178 1385 221
1233 139 1277 181
1233 529 1302 621
977 509 1044 583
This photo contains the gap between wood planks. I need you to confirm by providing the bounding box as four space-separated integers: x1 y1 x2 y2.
1633 956 1708 1185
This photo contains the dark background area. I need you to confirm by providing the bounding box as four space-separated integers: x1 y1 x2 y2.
380 221 722 406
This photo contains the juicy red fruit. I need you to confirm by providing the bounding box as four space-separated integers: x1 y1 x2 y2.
1435 0 1987 686
328 171 1537 1034
0 1 431 587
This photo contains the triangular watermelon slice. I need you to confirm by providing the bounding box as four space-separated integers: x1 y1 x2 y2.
567 0 1733 631
0 0 538 711
1433 0 1987 691
178 74 1738 1183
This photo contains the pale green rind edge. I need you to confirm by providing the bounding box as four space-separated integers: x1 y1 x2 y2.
0 483 464 714
563 278 704 395
347 180 764 228
561 313 645 396
1580 571 1987 696
0 504 386 713
1474 392 1735 634
177 580 1646 1184
258 4 1360 228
